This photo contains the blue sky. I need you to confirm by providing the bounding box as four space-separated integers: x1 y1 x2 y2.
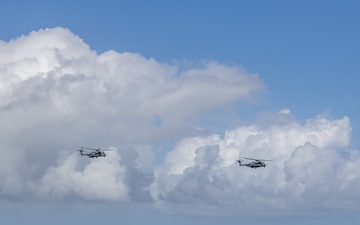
1 1 360 225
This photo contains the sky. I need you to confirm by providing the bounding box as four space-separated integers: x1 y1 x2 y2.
0 1 360 225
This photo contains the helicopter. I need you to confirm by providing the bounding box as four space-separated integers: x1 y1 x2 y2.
237 157 272 169
78 147 111 158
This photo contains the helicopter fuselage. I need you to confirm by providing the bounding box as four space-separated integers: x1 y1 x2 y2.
79 149 106 158
237 159 267 168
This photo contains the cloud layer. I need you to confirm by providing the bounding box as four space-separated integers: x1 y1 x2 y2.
1 27 359 216
152 113 358 215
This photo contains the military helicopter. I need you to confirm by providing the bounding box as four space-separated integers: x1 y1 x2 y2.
237 157 272 169
78 147 112 158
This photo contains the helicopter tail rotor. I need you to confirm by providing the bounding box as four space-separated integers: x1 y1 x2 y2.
78 147 85 156
236 159 243 166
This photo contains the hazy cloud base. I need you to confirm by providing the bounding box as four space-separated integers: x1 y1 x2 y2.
0 27 359 216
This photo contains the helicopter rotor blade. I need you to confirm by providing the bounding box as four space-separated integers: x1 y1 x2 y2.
242 157 272 161
83 147 99 151
83 147 113 151
242 157 258 161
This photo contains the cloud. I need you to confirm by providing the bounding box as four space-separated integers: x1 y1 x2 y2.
0 27 265 146
32 149 129 202
1 27 359 216
151 113 360 215
0 27 263 202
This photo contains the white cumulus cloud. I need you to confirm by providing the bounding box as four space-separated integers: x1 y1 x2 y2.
151 113 360 215
32 149 129 201
0 27 264 203
1 27 359 217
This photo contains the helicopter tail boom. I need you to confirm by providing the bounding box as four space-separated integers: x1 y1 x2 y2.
237 159 244 166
